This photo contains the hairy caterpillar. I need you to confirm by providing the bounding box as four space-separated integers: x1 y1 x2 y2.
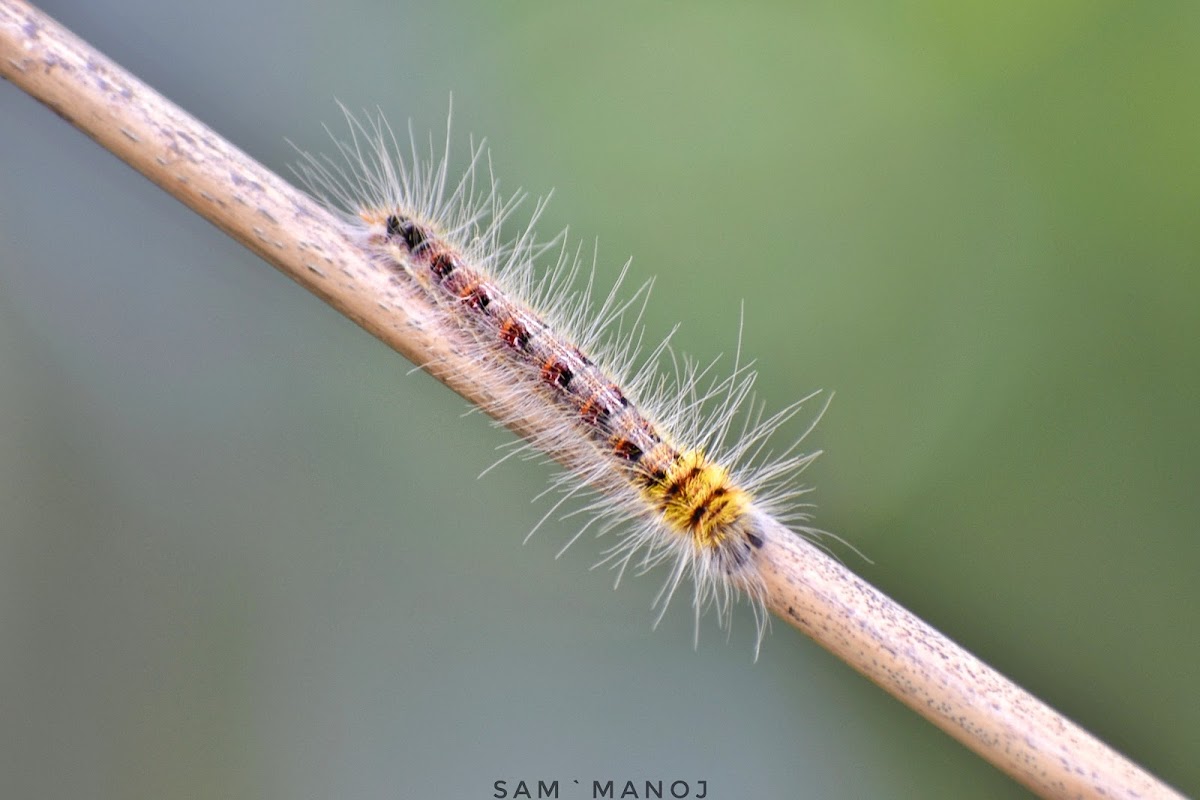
295 109 829 652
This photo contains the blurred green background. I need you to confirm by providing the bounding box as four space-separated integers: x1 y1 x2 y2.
2 1 1197 797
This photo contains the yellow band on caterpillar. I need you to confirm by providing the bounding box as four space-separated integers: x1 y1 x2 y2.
644 449 750 549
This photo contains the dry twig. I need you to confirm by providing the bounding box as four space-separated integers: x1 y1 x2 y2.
0 2 1183 797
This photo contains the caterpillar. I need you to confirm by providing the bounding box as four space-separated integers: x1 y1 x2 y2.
295 109 829 652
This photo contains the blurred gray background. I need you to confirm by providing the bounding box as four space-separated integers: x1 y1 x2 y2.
2 1 1197 798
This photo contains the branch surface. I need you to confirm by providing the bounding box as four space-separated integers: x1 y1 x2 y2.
0 2 1183 798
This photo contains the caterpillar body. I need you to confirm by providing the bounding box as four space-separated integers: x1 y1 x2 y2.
296 111 826 652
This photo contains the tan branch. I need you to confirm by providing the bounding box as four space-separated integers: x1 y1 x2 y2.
0 2 1182 798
